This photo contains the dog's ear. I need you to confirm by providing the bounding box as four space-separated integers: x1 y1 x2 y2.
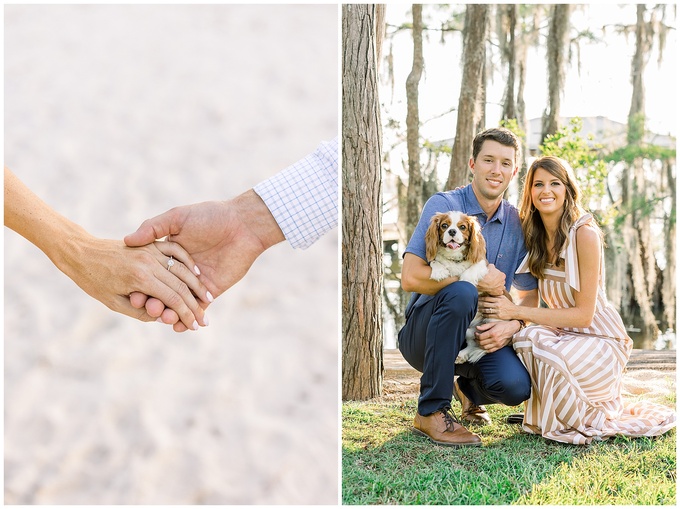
425 213 443 263
466 216 487 264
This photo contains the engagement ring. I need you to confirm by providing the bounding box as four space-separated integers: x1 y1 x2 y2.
167 256 175 270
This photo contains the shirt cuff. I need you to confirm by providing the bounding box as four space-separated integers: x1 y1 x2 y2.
253 137 338 249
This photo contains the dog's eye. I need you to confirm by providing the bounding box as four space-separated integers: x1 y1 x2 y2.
440 223 449 230
459 224 467 231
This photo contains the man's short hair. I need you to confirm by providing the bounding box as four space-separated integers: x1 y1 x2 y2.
472 127 521 163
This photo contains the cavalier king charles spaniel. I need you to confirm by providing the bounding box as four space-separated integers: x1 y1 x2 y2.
425 210 496 364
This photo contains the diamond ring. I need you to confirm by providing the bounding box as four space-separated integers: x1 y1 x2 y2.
167 256 175 270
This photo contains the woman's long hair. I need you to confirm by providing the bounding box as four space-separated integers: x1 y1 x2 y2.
519 156 599 279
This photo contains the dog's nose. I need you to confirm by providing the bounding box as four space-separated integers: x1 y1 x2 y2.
448 228 457 236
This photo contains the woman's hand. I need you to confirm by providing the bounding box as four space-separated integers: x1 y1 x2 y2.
5 166 210 330
479 294 517 321
61 236 212 330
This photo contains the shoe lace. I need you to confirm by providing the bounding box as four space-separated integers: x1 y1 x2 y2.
439 407 461 431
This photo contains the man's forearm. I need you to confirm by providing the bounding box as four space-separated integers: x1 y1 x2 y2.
401 253 458 295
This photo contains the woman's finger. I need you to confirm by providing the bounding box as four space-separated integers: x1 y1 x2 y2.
132 247 203 330
155 241 214 304
148 246 210 328
155 266 205 330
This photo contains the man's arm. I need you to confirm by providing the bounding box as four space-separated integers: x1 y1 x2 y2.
125 138 338 332
401 253 458 295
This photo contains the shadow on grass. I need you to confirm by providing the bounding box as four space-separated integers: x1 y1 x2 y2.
342 401 676 505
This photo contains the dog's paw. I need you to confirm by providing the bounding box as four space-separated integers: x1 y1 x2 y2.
466 349 487 364
459 260 488 286
430 263 448 281
455 347 471 364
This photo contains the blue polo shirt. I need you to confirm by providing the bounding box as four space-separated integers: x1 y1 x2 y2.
404 184 537 317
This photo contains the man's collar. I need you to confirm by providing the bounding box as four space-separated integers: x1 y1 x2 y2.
463 184 506 223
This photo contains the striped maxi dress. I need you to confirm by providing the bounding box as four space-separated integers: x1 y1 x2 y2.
512 214 676 445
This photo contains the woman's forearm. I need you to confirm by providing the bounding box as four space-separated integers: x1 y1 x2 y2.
483 287 595 329
5 166 209 329
4 166 91 274
514 304 594 330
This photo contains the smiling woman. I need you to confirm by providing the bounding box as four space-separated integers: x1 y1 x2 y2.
479 156 676 444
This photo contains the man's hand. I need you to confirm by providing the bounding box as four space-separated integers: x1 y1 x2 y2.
477 263 505 296
474 320 520 353
125 190 285 332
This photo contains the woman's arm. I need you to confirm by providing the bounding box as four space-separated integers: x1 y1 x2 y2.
480 225 600 329
4 166 210 330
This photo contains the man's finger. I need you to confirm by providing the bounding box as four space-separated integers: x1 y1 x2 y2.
124 211 175 247
475 322 495 332
144 297 166 318
129 291 148 309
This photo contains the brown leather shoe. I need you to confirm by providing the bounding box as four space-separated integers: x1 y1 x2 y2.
453 378 492 425
412 407 482 447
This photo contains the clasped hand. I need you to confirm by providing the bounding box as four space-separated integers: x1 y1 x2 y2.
124 191 285 332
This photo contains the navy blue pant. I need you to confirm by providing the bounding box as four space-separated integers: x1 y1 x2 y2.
398 282 531 416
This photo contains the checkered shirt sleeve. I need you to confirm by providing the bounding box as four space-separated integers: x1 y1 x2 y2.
253 137 338 249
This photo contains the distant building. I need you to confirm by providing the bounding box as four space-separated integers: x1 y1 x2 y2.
527 116 676 155
426 116 675 156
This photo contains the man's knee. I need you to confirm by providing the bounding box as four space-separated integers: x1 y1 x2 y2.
498 369 531 406
434 281 478 314
479 352 531 406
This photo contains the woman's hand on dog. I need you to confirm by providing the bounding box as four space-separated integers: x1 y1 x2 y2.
479 293 516 320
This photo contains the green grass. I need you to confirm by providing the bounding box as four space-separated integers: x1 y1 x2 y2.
342 400 676 505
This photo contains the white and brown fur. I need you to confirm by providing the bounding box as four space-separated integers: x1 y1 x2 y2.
425 211 500 364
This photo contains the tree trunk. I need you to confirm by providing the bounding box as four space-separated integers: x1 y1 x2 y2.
446 4 488 190
500 4 517 122
628 4 649 144
662 159 676 332
618 4 662 341
541 4 570 144
341 4 384 401
374 4 386 72
632 160 660 339
515 44 528 187
476 57 487 135
604 227 625 319
405 4 424 242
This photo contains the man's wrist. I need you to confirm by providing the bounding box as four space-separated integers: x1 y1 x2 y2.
231 189 285 251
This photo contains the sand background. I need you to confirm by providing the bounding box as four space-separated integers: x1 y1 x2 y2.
4 5 338 504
